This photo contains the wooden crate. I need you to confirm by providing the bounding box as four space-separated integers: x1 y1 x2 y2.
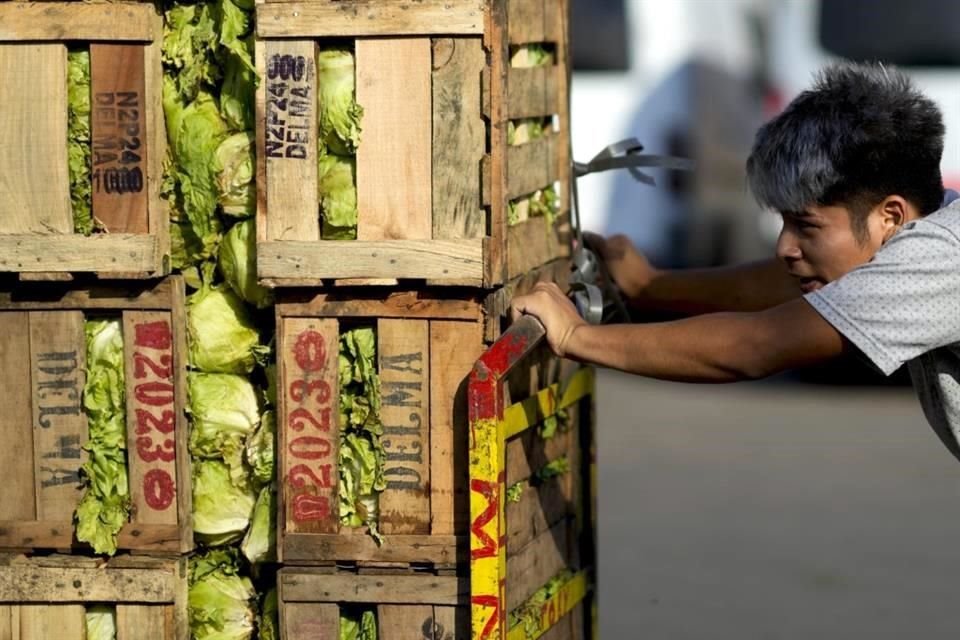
0 553 187 639
275 259 573 566
0 2 169 279
0 277 192 555
279 568 469 640
255 0 571 287
469 313 596 640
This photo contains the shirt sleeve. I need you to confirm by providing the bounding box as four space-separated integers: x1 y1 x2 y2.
804 220 960 376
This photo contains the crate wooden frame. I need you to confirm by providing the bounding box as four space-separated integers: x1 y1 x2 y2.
0 553 188 639
275 259 573 566
0 2 169 279
0 277 192 555
279 568 469 640
469 316 597 640
254 0 571 288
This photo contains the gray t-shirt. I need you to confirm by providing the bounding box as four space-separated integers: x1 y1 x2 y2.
805 197 960 459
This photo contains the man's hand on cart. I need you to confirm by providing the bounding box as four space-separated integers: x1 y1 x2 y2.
511 282 587 358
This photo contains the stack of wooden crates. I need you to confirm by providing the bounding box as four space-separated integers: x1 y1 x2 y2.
0 1 594 638
0 3 190 638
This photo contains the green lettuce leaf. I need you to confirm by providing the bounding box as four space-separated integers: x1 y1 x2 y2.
187 280 264 374
192 459 257 546
214 132 256 218
218 218 274 309
162 3 222 102
338 328 385 541
240 485 276 565
67 49 93 235
258 588 279 640
163 82 229 259
317 48 363 156
340 608 377 640
318 154 358 240
188 548 257 640
188 372 261 488
246 409 275 486
76 319 131 556
85 606 117 640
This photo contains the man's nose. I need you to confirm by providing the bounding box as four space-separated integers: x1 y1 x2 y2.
776 229 802 262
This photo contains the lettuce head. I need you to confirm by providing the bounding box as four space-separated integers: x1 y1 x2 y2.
192 460 257 546
187 281 264 374
318 154 358 240
218 218 273 309
317 48 363 155
188 548 257 640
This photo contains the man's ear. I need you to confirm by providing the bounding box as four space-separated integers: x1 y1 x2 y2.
879 196 910 241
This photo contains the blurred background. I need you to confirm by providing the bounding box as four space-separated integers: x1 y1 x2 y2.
569 1 960 637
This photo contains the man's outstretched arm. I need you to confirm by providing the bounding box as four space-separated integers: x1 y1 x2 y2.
512 282 845 382
590 234 800 315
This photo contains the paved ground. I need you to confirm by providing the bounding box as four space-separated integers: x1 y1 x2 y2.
595 369 960 639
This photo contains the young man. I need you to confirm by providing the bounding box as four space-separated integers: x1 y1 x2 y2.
513 63 960 459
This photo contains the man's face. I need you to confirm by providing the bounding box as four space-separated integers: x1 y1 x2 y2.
776 204 887 293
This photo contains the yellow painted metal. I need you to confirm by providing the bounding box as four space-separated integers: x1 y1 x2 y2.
505 571 590 640
470 417 507 640
502 367 594 440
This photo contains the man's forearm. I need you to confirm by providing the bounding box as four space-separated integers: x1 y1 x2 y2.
562 299 844 383
632 258 800 315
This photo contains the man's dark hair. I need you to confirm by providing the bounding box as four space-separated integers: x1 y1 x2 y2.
746 63 945 241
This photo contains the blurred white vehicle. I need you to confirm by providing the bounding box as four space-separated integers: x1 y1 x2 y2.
570 0 773 267
765 0 960 188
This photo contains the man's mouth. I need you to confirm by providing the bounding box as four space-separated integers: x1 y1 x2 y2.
798 277 823 293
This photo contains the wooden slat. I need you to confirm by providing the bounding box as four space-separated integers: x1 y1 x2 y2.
279 318 340 540
258 239 486 281
278 291 483 322
282 533 463 565
0 522 181 553
507 65 561 119
506 477 570 555
0 565 176 604
430 320 486 536
0 605 14 639
0 44 71 234
507 0 563 44
257 1 485 38
281 602 338 640
123 312 179 527
507 134 558 200
0 235 161 274
378 605 434 640
506 215 570 282
0 4 155 42
0 279 175 312
169 278 192 553
486 0 510 287
0 312 36 521
90 44 149 234
265 40 319 242
506 427 570 487
378 320 431 535
144 13 167 251
255 37 268 244
506 521 571 612
29 311 85 522
356 39 432 241
432 37 486 240
433 605 470 640
280 572 466 605
19 604 84 640
116 605 173 640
